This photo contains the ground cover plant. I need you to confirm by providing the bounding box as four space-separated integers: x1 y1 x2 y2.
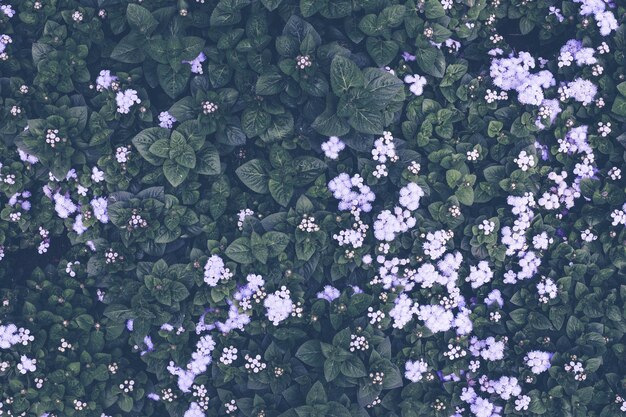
0 0 625 416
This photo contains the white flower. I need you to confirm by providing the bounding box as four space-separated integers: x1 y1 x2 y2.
321 136 346 159
404 359 428 382
404 74 427 96
17 355 36 374
116 89 141 114
524 350 552 374
91 166 105 183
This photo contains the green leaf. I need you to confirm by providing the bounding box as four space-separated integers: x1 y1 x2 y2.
381 364 403 389
365 37 398 67
250 232 269 264
321 0 351 18
264 231 290 257
340 355 367 378
145 38 168 64
611 95 626 117
225 237 255 264
301 0 325 17
487 120 503 137
415 47 446 78
260 0 282 11
440 63 467 87
260 113 294 143
306 381 328 405
424 0 446 18
301 73 330 97
103 304 133 321
110 32 146 64
169 131 196 169
174 146 196 169
293 156 327 185
348 107 384 134
483 165 505 182
446 169 462 188
157 64 191 99
75 314 95 331
566 316 584 339
378 5 406 27
236 159 270 193
132 127 170 165
118 396 133 413
455 186 474 206
168 97 196 122
519 17 535 35
242 108 271 138
362 68 405 102
330 55 364 95
171 281 190 302
358 15 380 36
256 71 285 95
296 340 324 366
218 125 247 146
357 383 382 407
324 359 341 382
163 159 190 187
296 240 316 261
269 178 294 206
155 228 180 244
312 109 351 136
180 37 206 61
148 139 170 159
195 145 220 175
169 131 187 159
126 4 158 35
32 42 53 65
210 0 243 26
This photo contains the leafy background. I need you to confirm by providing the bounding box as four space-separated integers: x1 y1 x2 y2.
0 0 625 416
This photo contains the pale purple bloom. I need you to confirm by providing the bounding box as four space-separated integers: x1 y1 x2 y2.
182 52 206 74
158 111 176 129
96 70 118 91
1 5 15 18
91 166 105 183
404 74 427 96
402 51 416 61
316 285 340 302
90 197 109 223
18 148 38 164
141 336 154 356
72 214 88 235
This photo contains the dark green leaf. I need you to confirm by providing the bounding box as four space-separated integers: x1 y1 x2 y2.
196 145 221 175
126 4 158 35
225 237 255 264
236 159 270 193
330 55 364 95
157 64 191 99
111 32 146 64
163 159 190 187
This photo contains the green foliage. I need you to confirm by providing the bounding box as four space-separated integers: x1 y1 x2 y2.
2 1 626 417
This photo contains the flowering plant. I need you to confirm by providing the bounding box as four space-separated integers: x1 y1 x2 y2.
0 0 625 417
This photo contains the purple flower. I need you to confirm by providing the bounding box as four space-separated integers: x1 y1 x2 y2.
402 51 416 62
141 336 154 356
316 285 340 302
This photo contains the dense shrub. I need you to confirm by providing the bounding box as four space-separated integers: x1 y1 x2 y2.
0 0 625 417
